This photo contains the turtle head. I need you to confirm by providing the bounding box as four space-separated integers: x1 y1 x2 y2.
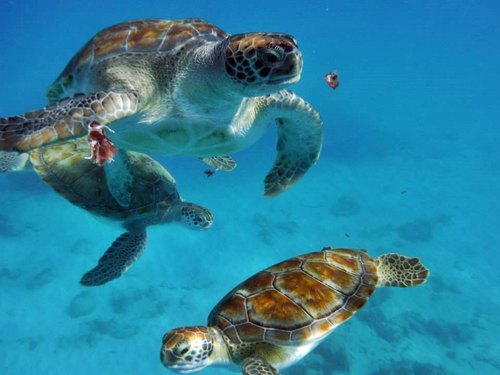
161 326 219 373
178 203 213 230
221 32 302 95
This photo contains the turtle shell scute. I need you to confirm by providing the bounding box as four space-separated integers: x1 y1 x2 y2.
209 248 382 345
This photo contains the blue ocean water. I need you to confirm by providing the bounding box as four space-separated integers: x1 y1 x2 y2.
0 0 499 374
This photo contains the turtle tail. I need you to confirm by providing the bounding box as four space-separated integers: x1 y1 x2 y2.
375 253 429 287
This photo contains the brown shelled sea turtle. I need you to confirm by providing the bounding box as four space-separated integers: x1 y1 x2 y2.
160 247 429 374
0 18 323 197
0 140 213 286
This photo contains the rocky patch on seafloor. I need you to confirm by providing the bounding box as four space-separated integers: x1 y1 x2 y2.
428 273 461 295
69 238 95 255
252 213 299 246
396 214 453 244
26 268 55 290
85 319 140 340
473 344 500 371
0 213 26 237
66 291 97 318
357 307 407 343
396 218 433 243
371 360 446 375
399 311 473 348
57 319 141 350
0 267 22 280
108 286 168 319
330 195 361 217
288 345 351 374
17 336 43 351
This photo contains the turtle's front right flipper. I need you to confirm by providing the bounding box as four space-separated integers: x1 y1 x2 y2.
241 357 280 375
0 92 138 152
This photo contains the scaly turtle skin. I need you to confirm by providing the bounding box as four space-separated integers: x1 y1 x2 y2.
0 18 323 197
0 140 213 286
160 247 429 374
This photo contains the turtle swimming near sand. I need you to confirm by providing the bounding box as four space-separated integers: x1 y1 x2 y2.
0 140 213 286
160 247 429 374
0 18 323 197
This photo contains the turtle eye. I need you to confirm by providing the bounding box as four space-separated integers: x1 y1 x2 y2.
173 343 190 357
262 45 284 64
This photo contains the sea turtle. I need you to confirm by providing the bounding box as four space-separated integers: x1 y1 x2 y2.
0 140 213 286
160 247 429 374
0 18 323 197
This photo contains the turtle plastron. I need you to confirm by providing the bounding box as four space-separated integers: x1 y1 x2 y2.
85 121 117 166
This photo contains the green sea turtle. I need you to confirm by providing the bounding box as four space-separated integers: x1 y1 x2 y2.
0 140 213 286
160 247 429 374
0 18 323 197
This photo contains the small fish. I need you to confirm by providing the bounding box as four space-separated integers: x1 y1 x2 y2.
204 169 216 177
344 233 350 238
324 71 339 90
401 190 407 195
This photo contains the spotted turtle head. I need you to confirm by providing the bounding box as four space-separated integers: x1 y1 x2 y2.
222 32 302 92
160 326 215 373
177 203 213 230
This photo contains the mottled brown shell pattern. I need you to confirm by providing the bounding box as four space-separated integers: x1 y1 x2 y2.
29 140 179 221
208 248 380 346
52 18 228 92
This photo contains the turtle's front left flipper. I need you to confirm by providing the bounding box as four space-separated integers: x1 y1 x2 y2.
80 228 147 286
262 90 323 197
0 92 138 152
104 150 133 208
241 357 280 375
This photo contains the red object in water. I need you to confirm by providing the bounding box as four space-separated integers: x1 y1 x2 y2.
86 121 117 166
324 71 339 90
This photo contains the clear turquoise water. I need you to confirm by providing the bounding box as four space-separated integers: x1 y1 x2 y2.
0 1 499 374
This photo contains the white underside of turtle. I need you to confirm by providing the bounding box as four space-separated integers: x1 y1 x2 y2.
0 18 324 197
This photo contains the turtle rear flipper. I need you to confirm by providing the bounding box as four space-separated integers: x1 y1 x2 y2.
376 253 430 287
261 90 323 197
0 92 138 152
80 228 147 286
0 151 30 172
241 357 279 375
200 155 237 171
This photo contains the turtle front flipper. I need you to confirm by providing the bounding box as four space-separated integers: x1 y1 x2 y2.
241 357 280 375
104 150 133 207
262 90 323 197
0 151 30 172
80 228 147 286
0 92 138 152
200 155 237 171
